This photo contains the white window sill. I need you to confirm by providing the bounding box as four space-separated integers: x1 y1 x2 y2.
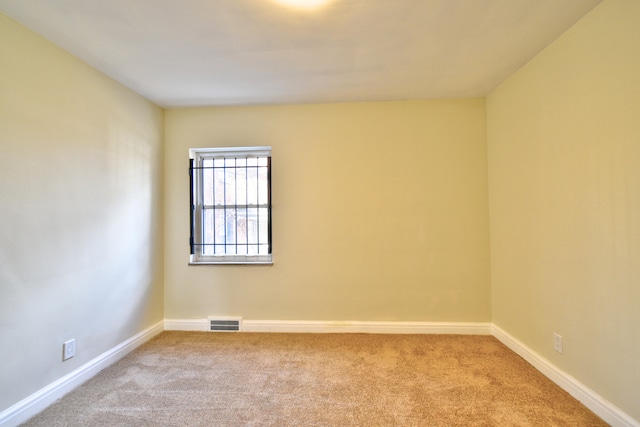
188 261 273 266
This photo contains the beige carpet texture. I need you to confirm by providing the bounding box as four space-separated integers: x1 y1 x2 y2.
22 332 607 426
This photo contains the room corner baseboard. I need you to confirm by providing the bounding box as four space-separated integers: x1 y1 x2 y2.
0 320 164 427
164 318 492 335
492 325 639 427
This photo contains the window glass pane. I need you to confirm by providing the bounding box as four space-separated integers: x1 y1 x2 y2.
202 208 214 255
202 159 214 205
214 208 225 246
236 158 246 167
236 209 248 244
247 208 258 244
246 166 258 205
247 157 258 167
225 166 236 206
236 242 247 255
258 166 268 205
213 158 225 167
225 209 236 245
258 207 269 245
236 166 247 206
214 167 225 205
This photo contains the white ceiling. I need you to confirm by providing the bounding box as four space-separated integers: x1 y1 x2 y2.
0 0 601 107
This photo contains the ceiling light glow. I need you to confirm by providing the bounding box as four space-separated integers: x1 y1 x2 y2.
271 0 334 10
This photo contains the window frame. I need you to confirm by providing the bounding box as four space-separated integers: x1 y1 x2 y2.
189 146 272 265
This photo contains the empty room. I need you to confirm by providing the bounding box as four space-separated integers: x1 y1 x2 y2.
0 0 638 425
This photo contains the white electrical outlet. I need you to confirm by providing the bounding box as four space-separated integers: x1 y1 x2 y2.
63 339 76 361
553 333 563 354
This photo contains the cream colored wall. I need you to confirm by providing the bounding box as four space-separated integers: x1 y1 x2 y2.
0 13 164 413
164 100 490 322
487 0 640 420
10 0 638 420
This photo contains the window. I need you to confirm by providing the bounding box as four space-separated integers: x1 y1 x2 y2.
189 146 272 264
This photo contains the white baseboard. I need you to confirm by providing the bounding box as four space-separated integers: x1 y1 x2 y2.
164 318 492 335
492 325 639 427
0 320 164 427
243 319 493 335
164 318 209 331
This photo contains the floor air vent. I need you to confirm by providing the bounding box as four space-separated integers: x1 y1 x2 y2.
208 318 241 332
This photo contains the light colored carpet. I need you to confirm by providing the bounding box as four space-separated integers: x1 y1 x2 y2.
23 332 607 426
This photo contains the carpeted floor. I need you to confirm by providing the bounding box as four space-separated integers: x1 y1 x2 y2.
22 332 607 426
